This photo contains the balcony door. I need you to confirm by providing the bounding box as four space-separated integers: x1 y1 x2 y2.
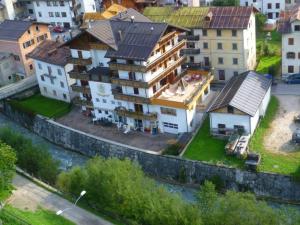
204 57 210 67
134 104 143 113
78 50 83 59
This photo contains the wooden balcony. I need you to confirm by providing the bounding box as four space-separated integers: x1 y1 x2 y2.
73 97 93 108
180 48 200 55
112 89 151 104
108 62 147 73
68 70 90 80
178 34 200 41
89 42 109 50
158 31 177 46
115 108 157 121
67 57 92 66
111 77 148 88
71 84 91 94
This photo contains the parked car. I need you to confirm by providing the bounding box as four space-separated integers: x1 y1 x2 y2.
53 26 64 33
285 73 300 84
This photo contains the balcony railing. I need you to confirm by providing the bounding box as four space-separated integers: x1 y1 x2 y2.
115 108 157 121
178 34 200 41
111 77 148 88
182 62 211 71
180 48 201 55
108 62 147 73
67 57 92 66
68 70 90 80
72 97 93 108
158 31 177 46
89 42 109 50
71 84 91 94
112 89 151 104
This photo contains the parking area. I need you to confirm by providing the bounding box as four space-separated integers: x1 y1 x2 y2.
264 95 300 152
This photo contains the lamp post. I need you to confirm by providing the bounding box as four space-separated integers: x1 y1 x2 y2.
56 190 86 216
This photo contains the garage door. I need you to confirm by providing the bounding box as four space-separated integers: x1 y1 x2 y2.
163 122 178 134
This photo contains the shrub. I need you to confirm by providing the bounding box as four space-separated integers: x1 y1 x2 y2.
0 127 60 185
163 143 182 156
0 141 16 192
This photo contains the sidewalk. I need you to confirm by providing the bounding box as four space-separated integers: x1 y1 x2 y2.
7 174 114 225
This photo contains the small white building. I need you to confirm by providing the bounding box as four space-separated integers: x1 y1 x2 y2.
28 40 75 102
208 71 271 136
240 0 285 19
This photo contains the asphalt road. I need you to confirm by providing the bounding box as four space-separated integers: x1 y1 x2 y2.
8 175 113 225
272 83 300 95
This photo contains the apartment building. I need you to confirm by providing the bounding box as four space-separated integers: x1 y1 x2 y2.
65 18 213 134
144 6 257 81
240 0 285 19
278 6 300 78
28 40 75 102
0 20 50 77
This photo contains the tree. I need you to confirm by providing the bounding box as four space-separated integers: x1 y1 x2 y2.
256 13 267 32
0 141 16 192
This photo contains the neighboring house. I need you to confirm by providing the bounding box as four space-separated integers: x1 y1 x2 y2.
65 16 213 134
27 0 96 28
27 40 75 102
0 0 28 21
240 0 285 19
0 53 18 86
144 6 257 82
208 71 271 136
0 20 50 77
189 0 213 7
278 6 300 78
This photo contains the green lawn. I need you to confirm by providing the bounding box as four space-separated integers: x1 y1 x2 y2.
184 96 300 179
256 55 281 74
0 206 75 225
183 118 244 168
9 94 72 118
249 96 300 179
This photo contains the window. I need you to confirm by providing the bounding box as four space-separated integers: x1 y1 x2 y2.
47 66 52 74
134 104 143 113
161 107 177 116
233 58 238 65
218 70 225 80
287 52 296 59
105 111 108 115
37 34 45 42
298 52 300 59
41 75 45 81
27 29 30 34
203 42 208 49
53 90 57 96
232 30 237 37
98 109 102 113
46 1 51 6
50 79 54 84
29 64 33 70
233 71 238 76
202 29 207 36
128 71 136 80
96 98 99 102
216 29 222 36
218 124 226 129
133 87 139 95
288 38 294 45
276 3 280 9
28 9 33 14
288 65 294 73
217 43 222 50
295 25 300 31
267 3 272 9
276 12 279 18
55 12 60 17
53 1 58 6
218 57 223 64
57 68 62 75
63 94 67 99
163 122 178 129
36 1 40 6
232 43 237 50
102 99 107 103
227 106 234 113
60 81 64 88
49 12 54 17
59 1 64 6
61 12 67 17
268 13 273 19
23 40 33 48
190 56 194 63
38 63 42 70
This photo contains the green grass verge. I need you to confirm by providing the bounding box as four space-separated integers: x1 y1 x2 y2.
249 96 300 179
256 55 281 74
0 205 75 225
183 119 244 168
9 94 72 119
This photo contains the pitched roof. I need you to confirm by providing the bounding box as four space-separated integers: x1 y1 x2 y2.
111 8 152 23
0 20 34 41
208 71 272 116
278 5 300 34
27 40 70 66
144 6 256 29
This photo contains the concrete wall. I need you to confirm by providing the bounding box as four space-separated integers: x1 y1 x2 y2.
2 103 300 203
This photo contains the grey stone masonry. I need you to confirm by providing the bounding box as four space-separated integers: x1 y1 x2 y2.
2 101 300 203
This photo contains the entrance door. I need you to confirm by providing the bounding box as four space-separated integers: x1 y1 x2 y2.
134 119 143 131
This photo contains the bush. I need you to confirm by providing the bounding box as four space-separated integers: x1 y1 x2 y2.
0 127 60 185
163 143 182 155
57 157 203 225
0 141 16 192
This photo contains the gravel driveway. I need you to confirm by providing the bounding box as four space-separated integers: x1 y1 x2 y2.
264 95 300 153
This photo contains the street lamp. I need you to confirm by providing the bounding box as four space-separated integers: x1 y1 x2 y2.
56 190 86 216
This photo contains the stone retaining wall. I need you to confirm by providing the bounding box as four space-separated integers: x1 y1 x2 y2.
2 102 300 203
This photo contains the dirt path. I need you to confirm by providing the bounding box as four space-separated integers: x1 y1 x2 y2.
264 95 300 153
7 174 113 225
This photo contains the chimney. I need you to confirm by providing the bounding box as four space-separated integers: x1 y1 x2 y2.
118 30 123 41
130 15 135 23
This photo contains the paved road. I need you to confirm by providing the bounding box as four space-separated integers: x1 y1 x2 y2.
8 175 113 225
272 83 300 95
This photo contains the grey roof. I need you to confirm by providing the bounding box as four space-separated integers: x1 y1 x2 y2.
111 8 152 23
87 20 169 61
208 71 272 116
0 20 34 41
